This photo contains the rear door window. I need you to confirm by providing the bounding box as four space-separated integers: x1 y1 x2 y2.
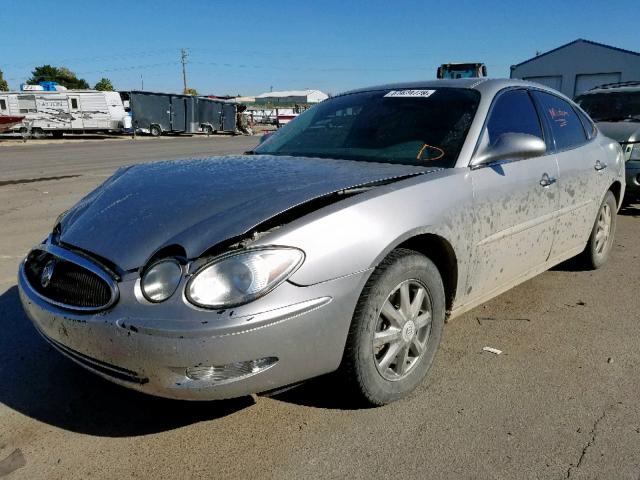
532 91 587 150
486 89 543 146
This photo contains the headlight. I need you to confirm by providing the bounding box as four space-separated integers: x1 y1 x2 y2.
141 259 183 303
186 247 304 309
630 143 640 161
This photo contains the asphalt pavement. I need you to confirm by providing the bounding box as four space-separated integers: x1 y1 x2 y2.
0 136 639 479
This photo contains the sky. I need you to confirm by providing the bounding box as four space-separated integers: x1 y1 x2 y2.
1 0 638 96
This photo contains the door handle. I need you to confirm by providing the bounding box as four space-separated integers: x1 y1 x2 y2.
594 160 608 171
539 173 557 187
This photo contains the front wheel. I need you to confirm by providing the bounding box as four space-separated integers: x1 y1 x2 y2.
340 249 445 406
149 125 162 137
578 190 617 269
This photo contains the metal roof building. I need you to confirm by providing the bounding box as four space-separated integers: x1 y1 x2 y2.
254 89 328 104
510 39 640 98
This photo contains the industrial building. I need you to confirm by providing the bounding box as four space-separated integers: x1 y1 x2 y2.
254 89 328 105
510 39 640 98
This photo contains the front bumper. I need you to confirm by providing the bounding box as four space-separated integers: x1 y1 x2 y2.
625 160 640 196
18 262 369 400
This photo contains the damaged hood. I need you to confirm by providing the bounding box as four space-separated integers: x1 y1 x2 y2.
59 155 429 270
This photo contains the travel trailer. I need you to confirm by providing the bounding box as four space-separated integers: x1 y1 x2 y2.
0 89 126 137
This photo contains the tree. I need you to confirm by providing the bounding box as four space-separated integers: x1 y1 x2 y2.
184 87 198 96
94 78 114 91
0 69 8 91
27 65 90 89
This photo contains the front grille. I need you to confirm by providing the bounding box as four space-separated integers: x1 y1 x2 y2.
24 248 116 310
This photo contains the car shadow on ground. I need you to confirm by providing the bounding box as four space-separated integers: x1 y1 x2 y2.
0 286 254 438
619 202 640 218
552 206 638 271
266 375 367 411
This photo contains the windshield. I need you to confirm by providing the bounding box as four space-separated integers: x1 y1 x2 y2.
575 91 640 122
441 67 478 79
253 88 480 168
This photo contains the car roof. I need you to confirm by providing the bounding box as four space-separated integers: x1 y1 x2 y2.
338 78 569 100
578 83 640 96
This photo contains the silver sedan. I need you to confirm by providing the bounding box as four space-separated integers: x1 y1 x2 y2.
19 79 625 405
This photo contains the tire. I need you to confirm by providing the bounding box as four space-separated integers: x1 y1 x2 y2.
32 128 46 139
340 248 445 406
578 190 617 269
149 125 162 137
204 125 214 136
51 131 64 139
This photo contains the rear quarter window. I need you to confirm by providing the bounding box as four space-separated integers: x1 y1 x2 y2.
533 91 587 150
575 108 596 139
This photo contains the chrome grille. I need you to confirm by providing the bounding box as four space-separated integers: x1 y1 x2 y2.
23 246 118 311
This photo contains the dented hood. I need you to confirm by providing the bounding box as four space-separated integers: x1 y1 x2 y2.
59 155 428 270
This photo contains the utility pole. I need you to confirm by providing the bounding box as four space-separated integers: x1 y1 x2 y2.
180 48 188 94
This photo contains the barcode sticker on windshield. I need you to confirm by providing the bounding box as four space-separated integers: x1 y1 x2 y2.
384 89 436 98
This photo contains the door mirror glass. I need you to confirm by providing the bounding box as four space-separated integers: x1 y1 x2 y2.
473 132 546 165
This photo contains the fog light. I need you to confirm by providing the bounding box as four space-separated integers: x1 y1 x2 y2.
185 357 278 384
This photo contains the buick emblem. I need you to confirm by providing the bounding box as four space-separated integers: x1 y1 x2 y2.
40 260 56 288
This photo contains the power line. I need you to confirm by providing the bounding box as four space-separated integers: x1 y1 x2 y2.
0 48 179 69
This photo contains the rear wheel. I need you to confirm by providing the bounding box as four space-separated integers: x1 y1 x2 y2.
32 128 46 139
340 248 445 406
578 190 617 269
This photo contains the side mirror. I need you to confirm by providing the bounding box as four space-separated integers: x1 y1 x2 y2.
473 132 546 166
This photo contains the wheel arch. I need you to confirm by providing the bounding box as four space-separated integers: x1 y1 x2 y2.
609 180 623 209
392 233 459 313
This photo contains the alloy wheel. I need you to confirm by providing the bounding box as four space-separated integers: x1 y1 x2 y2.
373 279 432 381
594 202 612 256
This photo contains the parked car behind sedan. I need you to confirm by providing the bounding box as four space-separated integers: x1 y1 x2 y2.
19 79 625 406
575 82 640 203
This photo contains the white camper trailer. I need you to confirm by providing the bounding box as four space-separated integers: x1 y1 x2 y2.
0 90 126 137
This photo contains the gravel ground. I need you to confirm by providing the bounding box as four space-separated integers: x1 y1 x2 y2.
0 136 639 479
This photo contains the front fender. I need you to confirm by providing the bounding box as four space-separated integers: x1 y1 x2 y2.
254 169 475 290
